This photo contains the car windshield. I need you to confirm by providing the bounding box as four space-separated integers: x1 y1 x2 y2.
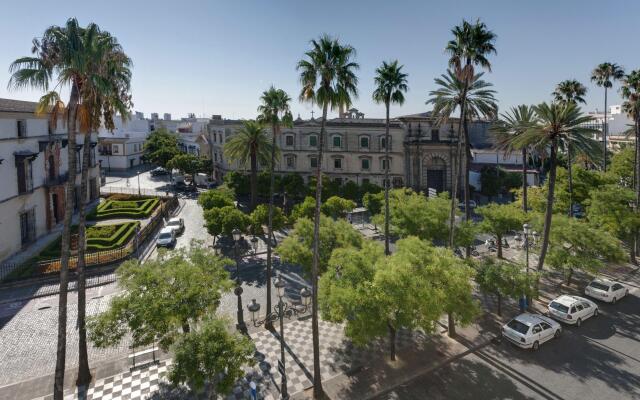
159 232 172 239
589 282 610 291
507 319 530 335
549 301 569 313
167 220 179 226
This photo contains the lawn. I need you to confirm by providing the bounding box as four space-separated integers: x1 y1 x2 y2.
88 197 160 220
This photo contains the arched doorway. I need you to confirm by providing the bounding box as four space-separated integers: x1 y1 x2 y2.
422 155 447 193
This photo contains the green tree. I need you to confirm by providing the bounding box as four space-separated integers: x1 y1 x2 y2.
373 60 409 256
168 153 203 183
543 216 624 285
430 19 497 251
320 237 477 360
250 204 285 236
9 18 133 392
477 204 525 258
620 71 640 212
297 36 359 395
321 196 356 219
609 146 634 187
203 206 251 241
277 216 363 276
592 63 625 170
475 258 539 316
280 173 306 201
290 196 316 222
223 171 250 196
587 185 640 264
223 120 275 210
514 102 600 270
89 242 233 349
198 188 235 210
169 318 254 399
144 128 180 171
492 105 539 212
362 191 383 216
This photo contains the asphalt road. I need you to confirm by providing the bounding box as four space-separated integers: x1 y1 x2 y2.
375 273 640 400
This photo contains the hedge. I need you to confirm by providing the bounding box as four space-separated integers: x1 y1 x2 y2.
88 198 160 220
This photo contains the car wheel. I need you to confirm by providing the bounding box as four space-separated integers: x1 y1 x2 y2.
625 289 629 297
576 318 582 327
612 297 617 304
594 308 599 317
554 329 561 339
532 341 540 351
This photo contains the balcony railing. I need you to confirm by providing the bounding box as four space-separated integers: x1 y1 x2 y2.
44 172 69 187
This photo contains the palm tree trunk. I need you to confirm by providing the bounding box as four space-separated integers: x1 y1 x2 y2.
603 88 608 171
448 86 468 249
54 82 79 400
384 102 391 256
311 102 328 399
538 136 559 270
265 122 278 330
497 234 503 259
522 147 528 213
463 120 471 258
567 140 573 217
76 133 92 387
250 151 258 210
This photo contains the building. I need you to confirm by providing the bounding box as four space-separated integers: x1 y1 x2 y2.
0 98 100 262
97 113 151 171
583 105 636 151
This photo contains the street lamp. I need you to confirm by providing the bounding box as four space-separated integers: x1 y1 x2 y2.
247 276 311 400
232 228 246 333
251 236 259 255
137 169 141 196
523 223 531 274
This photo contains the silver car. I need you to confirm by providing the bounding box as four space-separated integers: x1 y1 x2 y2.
156 227 176 248
584 279 629 304
547 295 598 326
502 313 562 351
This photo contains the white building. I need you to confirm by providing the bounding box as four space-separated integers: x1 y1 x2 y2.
0 98 100 263
97 113 151 171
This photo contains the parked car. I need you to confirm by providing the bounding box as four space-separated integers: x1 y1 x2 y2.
150 167 168 176
458 200 477 210
584 278 629 304
193 173 214 188
173 181 187 191
547 295 598 326
156 227 176 248
501 313 562 350
166 217 185 235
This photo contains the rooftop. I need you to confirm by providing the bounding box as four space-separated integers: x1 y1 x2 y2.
0 98 39 113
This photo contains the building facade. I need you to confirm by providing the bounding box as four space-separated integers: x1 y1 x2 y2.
97 113 150 171
0 98 100 262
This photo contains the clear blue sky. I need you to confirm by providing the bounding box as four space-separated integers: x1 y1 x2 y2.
1 0 639 120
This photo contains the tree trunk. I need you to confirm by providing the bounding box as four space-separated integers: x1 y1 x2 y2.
182 321 190 334
76 133 92 387
384 102 391 256
250 151 258 211
496 234 503 259
522 147 528 213
538 137 559 271
388 322 396 361
265 122 278 330
448 84 468 249
629 237 637 266
54 82 79 400
567 139 573 218
497 293 502 317
603 88 608 171
448 312 456 337
463 120 471 258
311 102 328 399
566 267 573 287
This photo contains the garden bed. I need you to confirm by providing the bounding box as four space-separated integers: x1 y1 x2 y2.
88 197 160 220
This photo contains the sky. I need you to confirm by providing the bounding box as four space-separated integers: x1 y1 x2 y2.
1 0 639 120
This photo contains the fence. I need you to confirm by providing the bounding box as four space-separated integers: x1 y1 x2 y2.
1 195 178 283
100 186 175 197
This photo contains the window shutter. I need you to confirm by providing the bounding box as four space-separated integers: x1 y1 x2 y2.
16 159 26 193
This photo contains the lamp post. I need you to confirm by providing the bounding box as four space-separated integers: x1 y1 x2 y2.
251 236 259 255
523 223 531 274
232 228 246 333
247 276 311 400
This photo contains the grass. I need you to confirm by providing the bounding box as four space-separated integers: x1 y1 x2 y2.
88 198 160 220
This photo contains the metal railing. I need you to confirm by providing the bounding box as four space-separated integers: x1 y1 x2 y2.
43 172 69 187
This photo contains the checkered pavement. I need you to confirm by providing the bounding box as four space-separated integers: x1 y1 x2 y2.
39 319 426 400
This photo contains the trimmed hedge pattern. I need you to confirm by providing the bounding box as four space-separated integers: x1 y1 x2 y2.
89 198 160 220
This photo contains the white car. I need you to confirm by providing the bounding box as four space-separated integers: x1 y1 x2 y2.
165 217 185 235
547 295 598 326
502 313 562 350
584 279 629 303
156 227 176 248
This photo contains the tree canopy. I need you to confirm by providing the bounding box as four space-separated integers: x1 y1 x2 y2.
198 188 235 210
477 203 525 258
144 128 180 169
321 196 356 219
203 206 251 240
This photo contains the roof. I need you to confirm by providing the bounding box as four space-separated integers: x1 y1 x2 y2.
553 295 580 307
0 98 39 113
514 313 545 326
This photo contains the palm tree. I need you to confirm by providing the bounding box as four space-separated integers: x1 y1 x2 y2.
297 34 358 397
492 105 538 212
621 71 640 218
552 80 587 217
513 102 599 271
592 62 625 171
427 69 498 249
224 120 275 210
443 19 497 256
257 87 292 329
9 18 132 396
373 60 408 260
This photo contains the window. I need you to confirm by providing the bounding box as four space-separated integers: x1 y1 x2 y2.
90 178 97 200
360 136 369 149
382 158 390 170
76 149 82 173
540 322 552 330
310 156 318 168
309 135 318 147
334 158 342 169
90 146 96 167
361 158 370 170
286 155 296 169
334 178 343 185
17 120 26 138
113 145 119 154
582 302 591 309
219 133 223 143
19 209 36 246
380 136 388 150
214 152 218 162
362 178 370 185
332 135 342 148
532 325 542 334
431 128 440 141
575 304 584 312
285 135 294 147
17 158 34 194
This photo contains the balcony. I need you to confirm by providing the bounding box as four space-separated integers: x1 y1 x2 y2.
44 172 68 187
